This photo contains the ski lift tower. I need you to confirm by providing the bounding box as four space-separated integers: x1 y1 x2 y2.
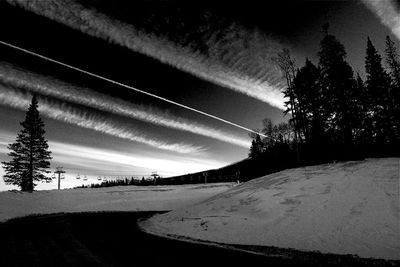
202 172 208 184
151 171 159 185
54 166 66 190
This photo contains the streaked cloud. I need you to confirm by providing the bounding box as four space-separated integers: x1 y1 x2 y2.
48 141 225 176
5 0 286 109
0 63 251 148
0 86 205 154
0 133 220 177
0 131 227 190
361 0 400 40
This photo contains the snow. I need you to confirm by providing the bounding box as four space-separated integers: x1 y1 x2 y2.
0 183 234 223
142 158 400 260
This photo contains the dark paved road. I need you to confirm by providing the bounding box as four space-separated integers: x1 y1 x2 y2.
0 212 395 267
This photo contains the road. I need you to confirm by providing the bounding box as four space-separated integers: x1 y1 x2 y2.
0 212 394 266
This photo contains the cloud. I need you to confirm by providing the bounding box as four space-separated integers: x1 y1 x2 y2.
361 0 400 40
0 85 205 154
0 131 226 177
5 0 286 109
0 131 227 190
48 141 226 176
0 63 251 148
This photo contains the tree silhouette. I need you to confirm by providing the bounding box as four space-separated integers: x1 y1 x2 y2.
384 35 400 142
248 132 264 158
292 58 322 146
365 37 392 144
244 25 400 181
318 29 356 150
272 48 301 162
2 95 52 191
384 36 400 87
353 73 372 145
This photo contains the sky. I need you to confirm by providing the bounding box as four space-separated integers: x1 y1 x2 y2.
0 0 399 190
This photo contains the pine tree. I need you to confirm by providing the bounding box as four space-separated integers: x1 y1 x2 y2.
248 133 264 158
318 26 356 149
384 35 400 141
2 95 52 191
365 37 392 144
292 58 322 145
384 36 400 87
353 73 372 144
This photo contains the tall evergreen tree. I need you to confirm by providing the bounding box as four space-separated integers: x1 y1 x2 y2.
353 73 372 144
318 26 356 149
292 58 323 146
2 95 52 191
384 35 400 141
384 36 400 87
365 37 392 144
248 133 264 158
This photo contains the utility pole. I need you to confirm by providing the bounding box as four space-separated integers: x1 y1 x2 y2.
151 171 159 185
203 172 208 184
54 166 65 190
236 170 240 184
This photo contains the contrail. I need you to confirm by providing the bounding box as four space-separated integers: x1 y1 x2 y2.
4 0 286 109
0 86 205 154
361 0 400 40
0 40 266 138
0 63 252 148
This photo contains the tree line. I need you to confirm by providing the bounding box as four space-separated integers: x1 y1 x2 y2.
250 24 400 164
77 177 145 188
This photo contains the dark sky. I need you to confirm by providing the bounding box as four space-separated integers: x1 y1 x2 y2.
0 0 398 190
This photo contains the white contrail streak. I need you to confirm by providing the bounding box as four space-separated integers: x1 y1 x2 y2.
0 40 266 139
4 0 286 109
361 0 400 41
0 63 252 148
0 86 205 154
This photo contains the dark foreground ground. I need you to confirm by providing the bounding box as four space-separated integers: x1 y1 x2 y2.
0 212 397 267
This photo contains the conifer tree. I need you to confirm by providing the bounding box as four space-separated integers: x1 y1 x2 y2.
353 73 372 144
292 58 322 145
384 35 400 141
248 133 264 158
318 25 356 149
2 95 52 191
365 37 392 144
384 36 400 87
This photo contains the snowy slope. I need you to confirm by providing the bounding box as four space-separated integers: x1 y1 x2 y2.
143 158 400 260
0 183 234 222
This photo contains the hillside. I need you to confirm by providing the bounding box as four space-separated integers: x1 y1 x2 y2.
142 158 400 260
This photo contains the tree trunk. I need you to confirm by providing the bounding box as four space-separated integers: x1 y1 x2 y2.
28 137 34 192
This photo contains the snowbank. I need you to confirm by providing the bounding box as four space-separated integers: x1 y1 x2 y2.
143 158 400 260
0 183 234 222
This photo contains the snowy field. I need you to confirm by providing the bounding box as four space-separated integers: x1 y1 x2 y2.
143 158 400 260
0 183 234 223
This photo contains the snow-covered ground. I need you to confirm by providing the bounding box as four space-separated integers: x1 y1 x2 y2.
143 158 400 260
0 183 234 222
